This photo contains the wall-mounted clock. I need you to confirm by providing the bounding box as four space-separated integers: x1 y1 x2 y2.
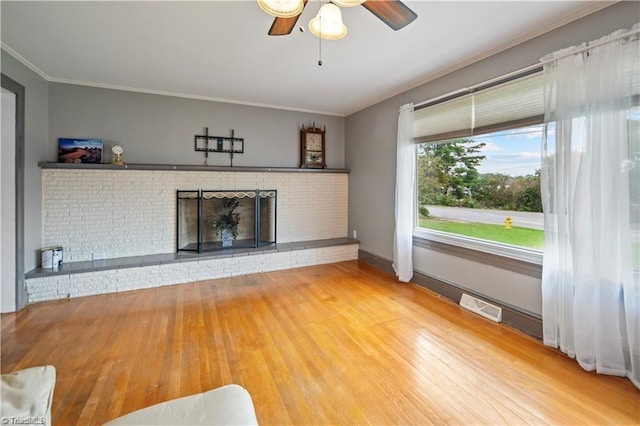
300 125 326 169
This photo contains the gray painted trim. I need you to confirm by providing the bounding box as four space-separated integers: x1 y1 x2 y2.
39 162 350 174
26 237 359 278
1 74 26 310
358 249 395 276
358 249 543 340
413 236 542 278
411 272 543 340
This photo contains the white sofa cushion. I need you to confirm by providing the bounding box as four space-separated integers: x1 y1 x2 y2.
105 384 258 425
1 365 56 426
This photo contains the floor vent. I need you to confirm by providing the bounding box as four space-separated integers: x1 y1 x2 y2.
459 293 503 323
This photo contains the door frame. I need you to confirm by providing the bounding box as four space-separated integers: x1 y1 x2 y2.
2 74 26 310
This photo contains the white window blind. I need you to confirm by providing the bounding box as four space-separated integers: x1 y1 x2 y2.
414 72 545 143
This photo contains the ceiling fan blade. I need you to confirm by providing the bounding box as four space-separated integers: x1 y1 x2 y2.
362 0 417 31
268 0 308 36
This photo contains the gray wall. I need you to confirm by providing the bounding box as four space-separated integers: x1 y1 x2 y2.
2 54 344 276
49 84 345 168
345 1 640 316
1 51 49 272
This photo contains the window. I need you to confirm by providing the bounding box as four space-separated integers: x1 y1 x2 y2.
416 125 545 251
412 70 546 263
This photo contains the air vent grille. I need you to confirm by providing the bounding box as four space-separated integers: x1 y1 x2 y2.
459 293 503 323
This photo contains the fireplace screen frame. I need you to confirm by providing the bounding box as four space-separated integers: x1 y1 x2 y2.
176 189 277 252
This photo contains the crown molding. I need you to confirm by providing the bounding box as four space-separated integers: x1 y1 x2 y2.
1 42 345 118
47 77 345 117
1 42 50 81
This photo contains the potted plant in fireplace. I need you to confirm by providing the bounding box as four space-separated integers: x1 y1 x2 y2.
211 199 240 247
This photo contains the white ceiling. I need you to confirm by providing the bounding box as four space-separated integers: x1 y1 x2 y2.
1 1 609 116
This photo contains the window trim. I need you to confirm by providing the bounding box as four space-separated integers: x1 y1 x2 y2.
413 131 545 268
413 227 543 266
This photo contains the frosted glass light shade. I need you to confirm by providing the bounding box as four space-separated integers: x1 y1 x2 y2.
309 3 347 40
331 0 366 7
257 0 304 18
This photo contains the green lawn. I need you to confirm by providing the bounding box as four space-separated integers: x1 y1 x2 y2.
419 217 544 250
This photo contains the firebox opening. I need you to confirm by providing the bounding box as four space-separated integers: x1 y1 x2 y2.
177 189 277 252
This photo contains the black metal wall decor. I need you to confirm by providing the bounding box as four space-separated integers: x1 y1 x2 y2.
177 189 277 253
195 127 244 166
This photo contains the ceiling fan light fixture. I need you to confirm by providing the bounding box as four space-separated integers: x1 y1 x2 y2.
258 0 305 19
331 0 365 7
309 3 347 40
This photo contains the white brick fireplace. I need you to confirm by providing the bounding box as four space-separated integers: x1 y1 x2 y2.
26 166 357 303
42 168 348 260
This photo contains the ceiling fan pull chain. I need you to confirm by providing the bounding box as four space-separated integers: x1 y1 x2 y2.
318 0 322 65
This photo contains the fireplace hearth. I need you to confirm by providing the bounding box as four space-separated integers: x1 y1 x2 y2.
177 189 276 252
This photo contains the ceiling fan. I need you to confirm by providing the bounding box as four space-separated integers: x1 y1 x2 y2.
261 0 418 37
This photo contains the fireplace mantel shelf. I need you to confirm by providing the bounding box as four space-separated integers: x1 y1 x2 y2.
38 162 350 174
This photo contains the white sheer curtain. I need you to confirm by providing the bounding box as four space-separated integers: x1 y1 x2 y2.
393 103 415 282
540 25 639 389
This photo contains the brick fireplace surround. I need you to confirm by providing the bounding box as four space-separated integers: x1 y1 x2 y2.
25 164 358 303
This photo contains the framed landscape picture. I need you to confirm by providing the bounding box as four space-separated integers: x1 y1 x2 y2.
58 138 103 164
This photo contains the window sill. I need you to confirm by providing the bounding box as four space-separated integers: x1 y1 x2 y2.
412 228 542 278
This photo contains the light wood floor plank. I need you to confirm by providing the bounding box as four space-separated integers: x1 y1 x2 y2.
2 261 638 425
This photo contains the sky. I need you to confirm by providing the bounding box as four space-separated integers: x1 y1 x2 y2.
473 125 546 177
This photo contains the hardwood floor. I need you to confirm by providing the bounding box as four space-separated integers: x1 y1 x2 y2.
2 261 638 425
